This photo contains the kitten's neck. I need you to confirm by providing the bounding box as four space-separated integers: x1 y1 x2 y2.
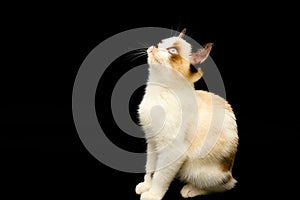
147 64 194 90
146 64 198 114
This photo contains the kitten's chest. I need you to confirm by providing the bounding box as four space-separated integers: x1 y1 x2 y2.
138 86 182 133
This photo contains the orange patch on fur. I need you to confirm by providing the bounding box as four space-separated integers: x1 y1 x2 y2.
185 90 238 162
220 150 237 172
221 173 233 184
169 54 202 83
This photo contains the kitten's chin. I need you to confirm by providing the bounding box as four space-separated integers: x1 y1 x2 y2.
147 55 161 65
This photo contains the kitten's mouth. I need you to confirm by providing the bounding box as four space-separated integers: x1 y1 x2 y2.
152 57 161 65
148 54 161 65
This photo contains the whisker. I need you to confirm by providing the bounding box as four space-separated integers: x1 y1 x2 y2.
138 42 151 49
137 42 146 48
129 53 147 62
128 51 146 55
124 53 146 60
127 50 147 56
144 42 151 48
127 47 140 51
170 25 174 37
124 49 146 56
173 22 184 37
124 49 147 61
177 22 182 32
127 45 148 51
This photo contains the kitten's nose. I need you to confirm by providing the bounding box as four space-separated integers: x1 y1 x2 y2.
147 46 154 53
147 46 158 54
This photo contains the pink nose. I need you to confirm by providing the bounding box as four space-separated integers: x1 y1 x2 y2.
148 46 154 53
148 46 157 54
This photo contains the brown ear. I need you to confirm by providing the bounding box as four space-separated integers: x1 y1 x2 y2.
190 43 213 65
178 28 186 38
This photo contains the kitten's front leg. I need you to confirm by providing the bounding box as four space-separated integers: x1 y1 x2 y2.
136 141 157 195
141 143 185 200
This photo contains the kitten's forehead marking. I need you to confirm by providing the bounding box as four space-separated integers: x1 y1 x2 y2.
159 37 188 48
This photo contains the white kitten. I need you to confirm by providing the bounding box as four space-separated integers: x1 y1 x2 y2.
136 29 238 200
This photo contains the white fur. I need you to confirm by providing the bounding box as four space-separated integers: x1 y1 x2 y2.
159 37 191 60
136 36 238 200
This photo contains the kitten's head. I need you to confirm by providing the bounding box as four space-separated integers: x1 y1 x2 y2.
147 29 212 83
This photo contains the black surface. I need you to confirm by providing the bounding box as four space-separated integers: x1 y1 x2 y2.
2 2 298 199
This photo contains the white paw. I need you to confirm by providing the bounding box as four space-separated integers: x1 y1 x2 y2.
180 184 206 198
140 191 161 200
135 182 151 195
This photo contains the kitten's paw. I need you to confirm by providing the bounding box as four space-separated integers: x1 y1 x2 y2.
135 182 151 195
180 184 207 198
140 191 161 200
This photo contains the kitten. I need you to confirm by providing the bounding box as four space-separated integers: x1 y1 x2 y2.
135 29 238 200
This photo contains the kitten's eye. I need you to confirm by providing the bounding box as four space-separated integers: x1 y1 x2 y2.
168 47 178 54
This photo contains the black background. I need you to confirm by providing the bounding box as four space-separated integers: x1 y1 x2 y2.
2 2 298 199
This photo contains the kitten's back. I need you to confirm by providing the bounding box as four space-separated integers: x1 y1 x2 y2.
186 90 238 160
